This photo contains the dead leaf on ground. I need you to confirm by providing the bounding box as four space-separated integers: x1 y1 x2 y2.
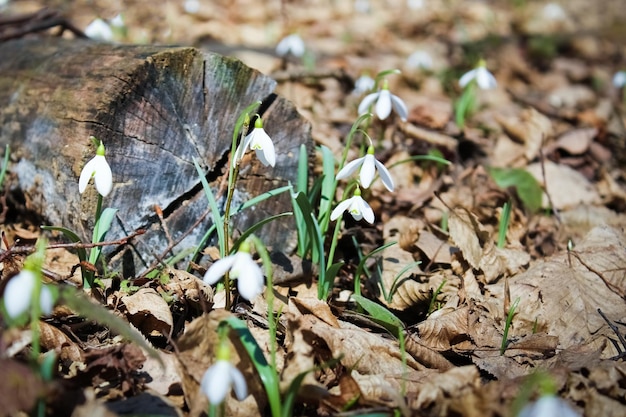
122 288 173 338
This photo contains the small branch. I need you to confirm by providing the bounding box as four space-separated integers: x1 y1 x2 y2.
597 308 626 360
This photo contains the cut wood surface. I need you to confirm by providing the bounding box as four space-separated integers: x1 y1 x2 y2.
0 37 312 274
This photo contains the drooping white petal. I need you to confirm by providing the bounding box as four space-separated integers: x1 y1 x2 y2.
390 94 408 121
476 67 497 90
406 50 433 70
234 134 253 164
359 154 377 188
4 271 35 319
613 71 626 88
249 128 276 167
79 155 113 197
374 159 395 191
519 396 580 417
39 286 54 316
85 18 113 41
276 34 305 57
201 361 232 404
228 364 248 400
353 75 375 95
375 89 392 120
459 68 477 88
330 198 355 221
203 255 237 285
93 156 113 196
353 197 374 224
358 92 380 115
336 157 365 181
231 253 265 301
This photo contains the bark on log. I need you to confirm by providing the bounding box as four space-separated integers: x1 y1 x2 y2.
0 38 312 275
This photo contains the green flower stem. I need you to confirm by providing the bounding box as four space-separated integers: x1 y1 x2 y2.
85 194 103 289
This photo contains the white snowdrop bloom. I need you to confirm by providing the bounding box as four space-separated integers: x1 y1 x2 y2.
201 359 247 405
235 118 276 167
79 140 113 197
275 34 305 58
406 50 433 71
3 270 54 319
336 146 394 191
203 249 264 301
358 80 408 121
330 188 375 224
354 0 371 13
542 3 567 21
519 396 580 417
353 74 375 95
613 71 626 88
184 0 200 14
407 0 424 10
459 60 497 90
85 18 114 41
110 14 125 29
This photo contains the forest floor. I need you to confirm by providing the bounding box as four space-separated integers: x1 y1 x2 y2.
1 0 626 416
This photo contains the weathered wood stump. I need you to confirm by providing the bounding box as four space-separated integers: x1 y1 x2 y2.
0 38 312 275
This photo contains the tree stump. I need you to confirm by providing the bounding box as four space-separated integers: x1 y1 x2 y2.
0 37 312 275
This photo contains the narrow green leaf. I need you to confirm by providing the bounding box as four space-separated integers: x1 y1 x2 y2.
193 157 225 257
93 207 118 244
222 316 281 417
297 144 308 195
488 167 543 213
0 144 9 189
233 185 292 214
352 294 404 336
41 226 88 263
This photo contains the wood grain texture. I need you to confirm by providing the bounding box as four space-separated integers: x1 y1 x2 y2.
0 38 312 274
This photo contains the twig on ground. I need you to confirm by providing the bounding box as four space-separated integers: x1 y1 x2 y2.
597 308 626 360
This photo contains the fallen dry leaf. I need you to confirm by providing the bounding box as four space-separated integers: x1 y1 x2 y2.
122 288 173 338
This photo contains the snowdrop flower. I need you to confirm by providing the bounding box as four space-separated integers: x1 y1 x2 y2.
519 396 580 417
406 50 433 71
459 59 497 90
203 241 264 301
353 74 375 95
79 139 113 197
201 342 247 405
276 34 305 58
336 146 394 191
235 117 276 167
330 187 375 224
407 0 424 10
184 0 201 14
542 3 567 21
354 0 371 13
613 71 626 88
358 80 408 121
85 18 114 41
3 270 54 319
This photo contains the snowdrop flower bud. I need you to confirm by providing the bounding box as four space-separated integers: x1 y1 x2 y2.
353 74 375 95
203 240 265 301
519 396 580 417
85 18 114 41
3 270 54 319
406 50 433 71
358 79 408 121
201 342 247 405
276 34 306 58
459 59 497 90
613 71 626 88
336 146 394 191
235 117 276 167
407 0 424 10
330 187 375 224
79 139 113 197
